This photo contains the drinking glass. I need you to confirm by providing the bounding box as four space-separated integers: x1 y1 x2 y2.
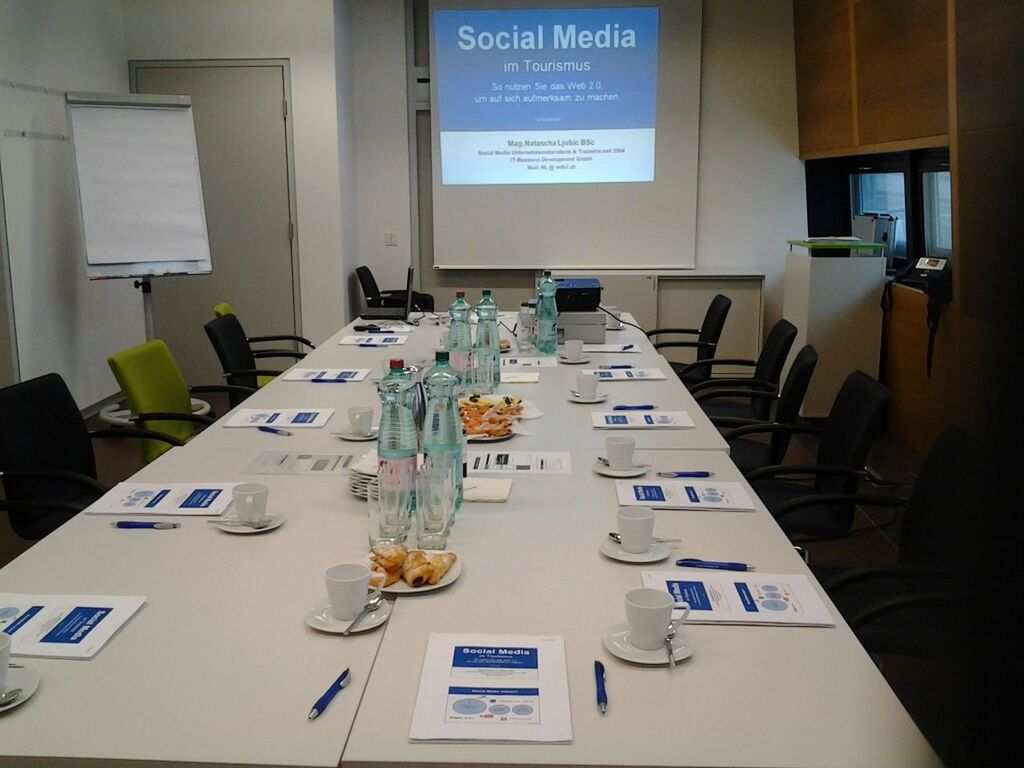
414 458 456 549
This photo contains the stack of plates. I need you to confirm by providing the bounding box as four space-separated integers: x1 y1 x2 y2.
349 469 378 500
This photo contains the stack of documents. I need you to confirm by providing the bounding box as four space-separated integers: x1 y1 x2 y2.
640 572 835 627
615 480 755 511
591 411 694 429
410 633 572 743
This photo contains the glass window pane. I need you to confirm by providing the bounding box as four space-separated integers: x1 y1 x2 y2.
923 171 952 258
851 172 906 257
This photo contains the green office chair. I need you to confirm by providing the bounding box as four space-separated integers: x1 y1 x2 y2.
107 340 253 463
212 301 315 382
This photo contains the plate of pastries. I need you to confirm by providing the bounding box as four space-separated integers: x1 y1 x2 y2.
369 543 461 594
459 394 524 439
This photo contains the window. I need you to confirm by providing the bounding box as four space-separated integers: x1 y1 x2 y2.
851 172 907 259
922 170 952 258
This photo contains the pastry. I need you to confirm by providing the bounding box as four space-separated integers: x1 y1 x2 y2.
370 562 402 587
371 542 407 571
402 549 458 587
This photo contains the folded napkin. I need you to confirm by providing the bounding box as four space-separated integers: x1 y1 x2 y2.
500 372 540 384
463 478 513 503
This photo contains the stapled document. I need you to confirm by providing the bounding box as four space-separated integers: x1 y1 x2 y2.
615 480 756 511
591 411 694 429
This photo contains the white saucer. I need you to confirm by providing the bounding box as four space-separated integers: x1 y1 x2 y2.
599 539 672 563
305 596 392 634
213 514 285 535
466 433 514 443
0 667 41 713
568 393 608 405
558 355 591 365
603 623 695 666
335 429 379 442
592 461 648 478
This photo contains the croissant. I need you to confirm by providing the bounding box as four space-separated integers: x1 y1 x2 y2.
402 550 457 587
370 562 402 587
371 542 407 571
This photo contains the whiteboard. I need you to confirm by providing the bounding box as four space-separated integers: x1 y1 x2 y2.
67 96 212 278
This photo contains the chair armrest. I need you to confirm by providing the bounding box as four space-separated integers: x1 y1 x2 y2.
710 415 766 429
746 463 862 483
0 468 106 495
131 412 216 427
251 349 305 360
698 389 779 405
689 377 775 394
724 422 823 441
0 498 89 514
247 334 315 349
683 359 757 376
90 428 186 447
221 369 284 379
652 340 717 352
773 491 905 522
646 327 699 338
189 384 257 397
847 593 956 632
822 561 934 593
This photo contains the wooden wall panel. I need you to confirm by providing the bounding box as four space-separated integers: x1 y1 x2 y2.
854 0 948 145
794 1 856 153
955 0 1024 132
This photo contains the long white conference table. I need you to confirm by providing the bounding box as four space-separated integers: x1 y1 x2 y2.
0 312 940 767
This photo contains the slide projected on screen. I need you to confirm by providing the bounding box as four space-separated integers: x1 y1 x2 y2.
434 7 658 186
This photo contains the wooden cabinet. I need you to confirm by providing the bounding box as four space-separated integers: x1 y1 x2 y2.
794 0 948 158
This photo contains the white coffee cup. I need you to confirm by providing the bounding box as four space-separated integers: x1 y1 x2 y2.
564 339 584 361
617 507 655 553
0 632 10 692
232 483 269 524
575 372 598 400
605 436 636 471
605 306 623 329
625 588 690 651
348 406 374 436
325 563 381 621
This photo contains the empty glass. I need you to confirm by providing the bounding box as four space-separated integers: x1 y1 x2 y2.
414 458 456 549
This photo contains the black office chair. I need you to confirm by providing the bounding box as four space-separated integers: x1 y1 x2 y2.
745 370 892 539
356 266 435 312
212 302 315 351
204 314 305 407
688 319 798 421
709 345 819 472
0 374 183 540
646 294 732 388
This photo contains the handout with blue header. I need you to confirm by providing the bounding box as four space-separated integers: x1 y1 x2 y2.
581 367 666 380
281 368 370 382
615 480 756 511
410 633 572 743
0 593 146 658
225 408 334 428
640 571 835 627
85 482 236 516
592 411 694 429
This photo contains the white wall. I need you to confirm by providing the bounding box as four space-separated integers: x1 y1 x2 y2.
695 0 805 327
0 0 147 406
345 0 806 330
334 0 362 316
122 0 347 344
348 0 412 291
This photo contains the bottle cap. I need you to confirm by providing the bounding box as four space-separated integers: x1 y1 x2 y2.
482 289 491 296
521 300 530 307
389 359 404 369
435 350 450 362
456 290 465 298
543 270 552 276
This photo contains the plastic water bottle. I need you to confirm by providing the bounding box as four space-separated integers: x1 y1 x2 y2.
517 300 535 354
473 290 501 394
375 359 417 542
422 350 463 538
446 291 473 391
536 271 558 355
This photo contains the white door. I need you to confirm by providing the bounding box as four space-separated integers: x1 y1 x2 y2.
131 61 299 384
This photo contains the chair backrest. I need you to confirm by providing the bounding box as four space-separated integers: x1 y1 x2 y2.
767 345 818 463
750 319 798 419
900 427 990 573
0 373 98 538
213 301 235 318
684 294 732 381
108 340 195 463
204 314 258 406
356 266 382 307
816 371 891 502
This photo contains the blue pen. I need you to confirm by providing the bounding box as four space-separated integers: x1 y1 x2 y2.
308 668 351 720
358 344 384 348
600 365 634 369
311 378 351 384
676 558 752 572
111 521 180 530
657 471 713 478
594 660 608 714
258 425 293 436
612 405 656 411
366 329 396 334
622 344 634 351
